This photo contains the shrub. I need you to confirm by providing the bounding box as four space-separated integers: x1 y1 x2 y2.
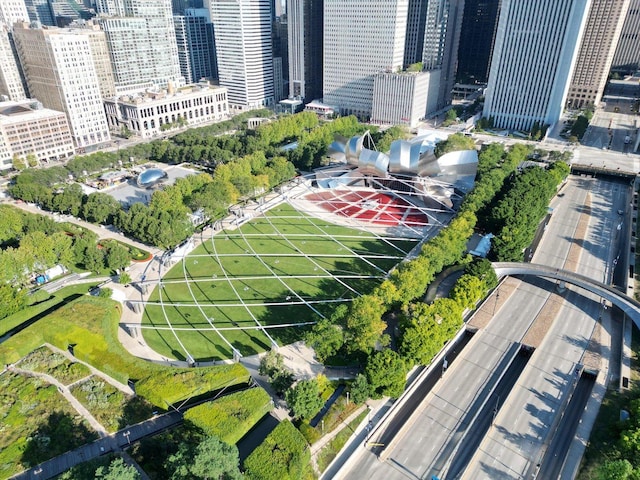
243 420 310 480
184 388 272 444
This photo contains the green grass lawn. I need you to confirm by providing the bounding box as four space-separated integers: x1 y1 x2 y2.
0 283 98 338
0 295 250 409
142 203 416 361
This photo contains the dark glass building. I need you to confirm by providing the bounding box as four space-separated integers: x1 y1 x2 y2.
456 0 501 84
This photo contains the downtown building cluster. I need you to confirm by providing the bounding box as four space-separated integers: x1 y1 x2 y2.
0 0 639 171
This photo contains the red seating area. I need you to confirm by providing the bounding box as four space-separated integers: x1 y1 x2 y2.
304 190 429 227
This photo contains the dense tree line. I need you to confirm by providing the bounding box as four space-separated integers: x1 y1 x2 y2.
487 161 570 261
0 206 134 319
305 141 548 399
9 112 364 249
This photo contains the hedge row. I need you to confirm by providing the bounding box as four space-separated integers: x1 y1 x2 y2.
243 420 310 480
184 387 272 444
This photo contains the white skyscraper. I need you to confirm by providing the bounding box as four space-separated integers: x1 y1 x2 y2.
483 0 591 131
0 26 27 101
0 1 29 101
0 0 29 26
97 0 184 93
14 23 111 148
210 0 274 112
323 0 408 119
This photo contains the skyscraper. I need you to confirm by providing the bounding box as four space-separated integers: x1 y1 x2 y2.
567 0 630 109
210 0 274 112
456 0 501 84
24 0 56 26
0 26 28 101
483 0 591 131
97 0 184 93
323 0 408 119
0 1 29 101
421 0 464 109
404 0 428 66
0 0 30 26
174 8 217 84
14 23 111 148
288 0 322 102
612 0 640 73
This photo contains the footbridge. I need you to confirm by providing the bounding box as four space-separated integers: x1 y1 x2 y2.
493 262 640 329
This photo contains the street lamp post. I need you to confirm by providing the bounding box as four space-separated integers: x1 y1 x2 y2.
123 430 131 445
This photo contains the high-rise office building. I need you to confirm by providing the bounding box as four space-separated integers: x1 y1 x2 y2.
210 0 274 112
0 26 27 101
404 0 428 66
456 0 501 84
0 99 75 169
323 0 408 119
97 0 184 93
68 21 116 98
612 0 640 73
174 8 217 84
0 1 29 101
483 0 590 131
287 0 322 102
567 0 630 109
14 23 111 148
24 0 56 26
421 0 464 109
0 0 30 26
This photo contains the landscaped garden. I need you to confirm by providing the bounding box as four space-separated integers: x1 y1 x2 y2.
0 372 98 478
141 202 417 361
0 295 251 410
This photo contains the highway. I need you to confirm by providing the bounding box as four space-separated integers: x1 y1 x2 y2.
336 174 630 480
460 175 630 479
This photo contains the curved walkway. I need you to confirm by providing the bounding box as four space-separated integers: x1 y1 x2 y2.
493 262 640 328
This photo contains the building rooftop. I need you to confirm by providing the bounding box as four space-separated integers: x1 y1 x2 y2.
111 82 226 105
0 100 66 124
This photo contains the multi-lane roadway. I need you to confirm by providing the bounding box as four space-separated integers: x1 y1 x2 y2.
337 174 631 480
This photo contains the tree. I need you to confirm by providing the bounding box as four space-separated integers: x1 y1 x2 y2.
350 374 371 405
259 349 294 395
0 284 27 319
365 349 407 399
95 458 140 480
106 244 130 272
191 436 243 480
98 287 113 298
244 420 310 480
12 154 26 171
344 295 388 354
285 379 324 420
433 133 475 158
82 192 122 224
83 244 105 273
596 460 636 480
119 272 131 285
305 318 344 362
450 274 486 310
0 205 24 243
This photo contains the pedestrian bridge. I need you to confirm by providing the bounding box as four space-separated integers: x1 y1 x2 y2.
493 262 640 329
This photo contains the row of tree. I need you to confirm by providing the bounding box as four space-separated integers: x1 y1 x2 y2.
304 140 547 399
488 161 570 261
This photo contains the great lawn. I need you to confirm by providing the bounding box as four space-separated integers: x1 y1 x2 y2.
142 203 417 361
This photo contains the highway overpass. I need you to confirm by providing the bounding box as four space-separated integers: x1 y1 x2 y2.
493 262 640 329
